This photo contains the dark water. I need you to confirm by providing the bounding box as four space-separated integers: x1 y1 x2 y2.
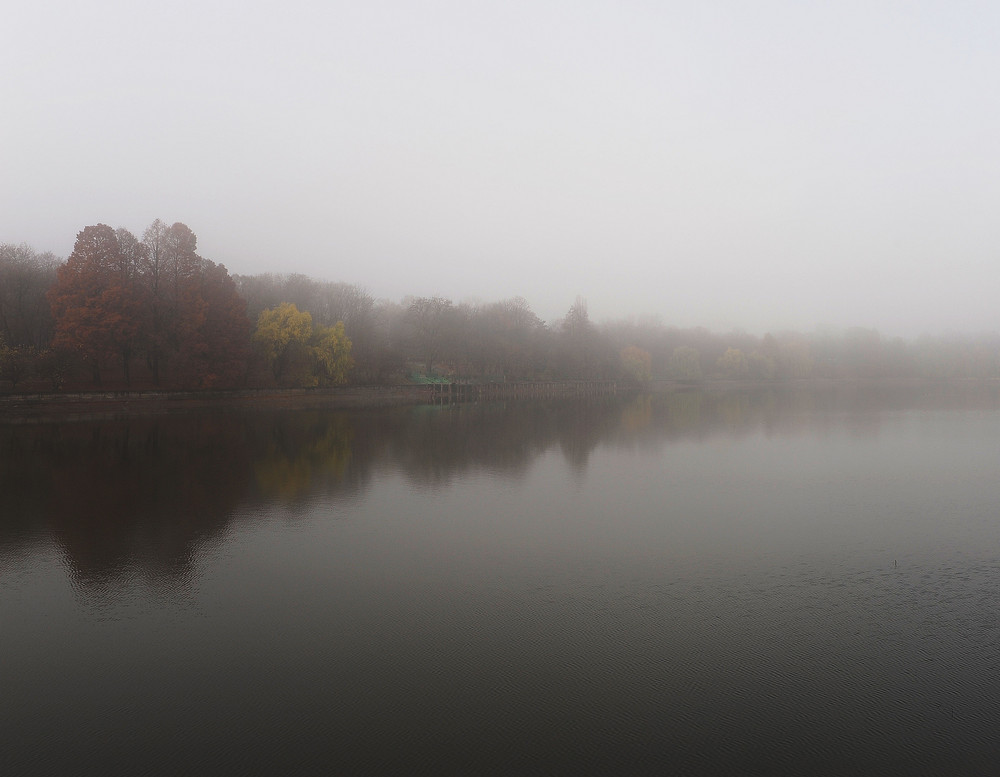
4 385 1000 775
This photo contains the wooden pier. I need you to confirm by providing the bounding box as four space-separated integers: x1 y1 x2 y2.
432 380 618 403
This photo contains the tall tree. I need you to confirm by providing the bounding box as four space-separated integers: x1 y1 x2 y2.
47 225 144 384
46 220 251 389
172 259 252 388
137 220 250 387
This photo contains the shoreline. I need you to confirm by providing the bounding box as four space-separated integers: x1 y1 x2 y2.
0 385 441 423
1 377 997 423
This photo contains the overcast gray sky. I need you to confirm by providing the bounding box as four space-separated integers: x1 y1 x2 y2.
4 1 1000 335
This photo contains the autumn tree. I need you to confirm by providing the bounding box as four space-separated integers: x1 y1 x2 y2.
121 219 251 388
171 259 252 388
47 224 146 384
141 221 205 383
46 221 251 389
311 321 354 386
253 302 353 386
253 302 315 383
235 273 382 383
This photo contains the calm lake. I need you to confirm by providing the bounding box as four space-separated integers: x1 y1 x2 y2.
4 385 1000 775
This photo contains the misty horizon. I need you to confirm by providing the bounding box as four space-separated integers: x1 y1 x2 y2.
6 2 1000 338
10 222 1000 342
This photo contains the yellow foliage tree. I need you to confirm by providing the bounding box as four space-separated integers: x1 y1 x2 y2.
253 302 314 382
254 302 354 386
311 321 354 386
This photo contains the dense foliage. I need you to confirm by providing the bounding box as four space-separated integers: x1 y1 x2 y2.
41 222 251 388
4 222 1000 392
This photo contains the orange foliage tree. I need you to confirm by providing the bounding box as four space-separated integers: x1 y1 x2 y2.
172 258 251 388
47 225 147 384
47 222 251 388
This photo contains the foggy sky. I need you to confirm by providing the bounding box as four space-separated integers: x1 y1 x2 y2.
4 1 1000 336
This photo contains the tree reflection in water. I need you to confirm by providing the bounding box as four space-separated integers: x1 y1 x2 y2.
3 382 997 593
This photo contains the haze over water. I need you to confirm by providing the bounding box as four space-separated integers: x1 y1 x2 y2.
4 385 1000 774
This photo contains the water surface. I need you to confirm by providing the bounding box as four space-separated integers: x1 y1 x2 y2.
4 385 1000 774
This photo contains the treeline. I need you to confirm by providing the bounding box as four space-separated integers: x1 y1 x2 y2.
2 223 252 390
4 223 1000 391
0 223 353 391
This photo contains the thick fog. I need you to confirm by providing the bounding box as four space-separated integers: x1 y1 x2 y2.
4 1 999 336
